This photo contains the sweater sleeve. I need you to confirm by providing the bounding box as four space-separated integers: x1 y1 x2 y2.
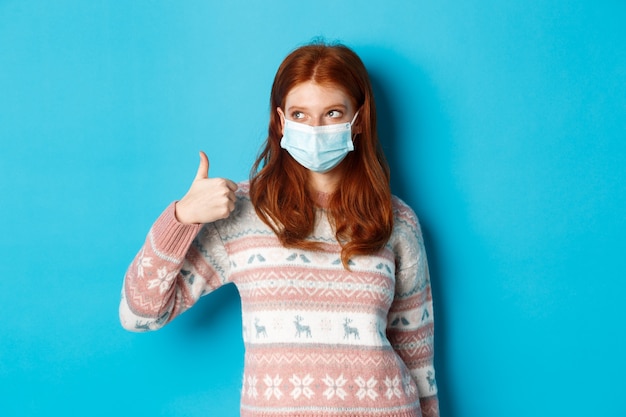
119 202 231 332
386 200 440 417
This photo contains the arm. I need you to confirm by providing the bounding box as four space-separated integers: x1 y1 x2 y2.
119 203 204 331
119 151 238 332
386 204 440 417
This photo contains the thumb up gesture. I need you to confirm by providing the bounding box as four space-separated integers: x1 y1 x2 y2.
174 151 238 225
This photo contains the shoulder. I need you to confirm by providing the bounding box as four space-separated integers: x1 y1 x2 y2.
226 180 254 217
233 180 254 210
391 195 421 234
235 180 251 199
389 195 426 269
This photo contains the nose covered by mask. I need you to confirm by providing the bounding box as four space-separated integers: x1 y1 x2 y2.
280 112 359 173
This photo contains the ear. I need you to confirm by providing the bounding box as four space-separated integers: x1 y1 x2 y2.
276 107 285 136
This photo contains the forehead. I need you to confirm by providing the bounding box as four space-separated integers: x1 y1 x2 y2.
284 81 353 110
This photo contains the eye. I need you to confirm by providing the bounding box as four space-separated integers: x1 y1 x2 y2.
327 110 343 118
291 111 305 120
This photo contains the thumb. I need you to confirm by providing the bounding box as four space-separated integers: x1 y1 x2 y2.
194 151 210 180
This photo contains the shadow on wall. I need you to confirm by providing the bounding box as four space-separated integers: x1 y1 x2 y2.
176 283 243 347
364 45 457 417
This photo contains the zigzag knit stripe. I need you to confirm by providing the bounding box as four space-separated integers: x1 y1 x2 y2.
245 344 399 367
239 402 423 417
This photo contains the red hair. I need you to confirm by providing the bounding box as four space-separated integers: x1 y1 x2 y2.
249 42 393 268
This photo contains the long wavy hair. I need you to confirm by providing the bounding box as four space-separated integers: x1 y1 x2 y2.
249 42 393 268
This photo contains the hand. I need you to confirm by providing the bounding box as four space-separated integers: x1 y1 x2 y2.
174 151 238 224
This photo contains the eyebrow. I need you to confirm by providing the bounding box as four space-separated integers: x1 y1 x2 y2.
286 103 348 112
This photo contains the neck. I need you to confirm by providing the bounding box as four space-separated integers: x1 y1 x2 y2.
307 166 344 194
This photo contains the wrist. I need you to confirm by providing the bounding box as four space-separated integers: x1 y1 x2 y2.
174 201 196 225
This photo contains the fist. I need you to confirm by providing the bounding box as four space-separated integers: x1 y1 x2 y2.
174 151 238 224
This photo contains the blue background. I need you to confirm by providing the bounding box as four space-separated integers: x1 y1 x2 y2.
1 1 624 416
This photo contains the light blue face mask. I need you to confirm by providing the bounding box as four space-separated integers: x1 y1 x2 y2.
280 112 359 173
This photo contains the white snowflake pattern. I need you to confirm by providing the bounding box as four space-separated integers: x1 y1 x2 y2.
403 374 417 396
384 376 402 399
137 250 152 278
263 374 283 400
322 374 348 400
355 376 378 401
289 374 314 400
246 375 258 399
147 266 177 294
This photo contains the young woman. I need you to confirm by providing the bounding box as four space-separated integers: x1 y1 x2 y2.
120 42 440 417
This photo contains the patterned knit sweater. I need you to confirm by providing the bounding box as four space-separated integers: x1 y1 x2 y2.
120 182 439 417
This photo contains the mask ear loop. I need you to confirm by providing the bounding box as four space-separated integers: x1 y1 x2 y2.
350 111 360 125
350 110 361 143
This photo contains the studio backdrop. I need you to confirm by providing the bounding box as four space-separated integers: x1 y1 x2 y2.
1 1 625 416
